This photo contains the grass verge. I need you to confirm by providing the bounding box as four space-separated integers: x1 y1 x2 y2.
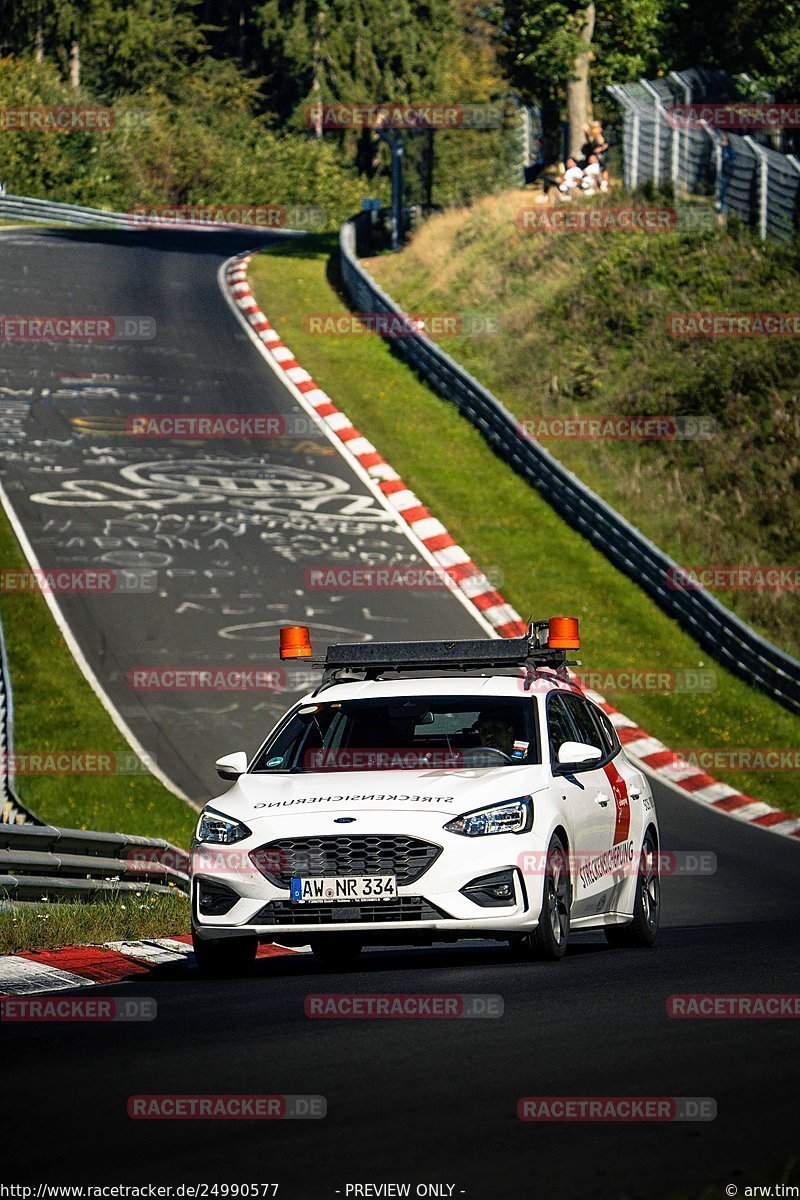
365 189 800 659
0 892 189 955
0 503 197 847
248 235 800 815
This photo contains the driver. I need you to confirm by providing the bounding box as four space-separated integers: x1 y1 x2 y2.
475 718 514 757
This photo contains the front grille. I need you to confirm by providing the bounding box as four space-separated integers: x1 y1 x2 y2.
252 896 448 925
250 834 441 887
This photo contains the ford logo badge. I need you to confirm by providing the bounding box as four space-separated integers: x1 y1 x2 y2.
334 817 356 823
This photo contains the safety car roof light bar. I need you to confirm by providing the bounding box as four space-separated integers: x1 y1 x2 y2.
276 618 581 684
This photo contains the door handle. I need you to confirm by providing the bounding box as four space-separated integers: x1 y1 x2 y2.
594 794 609 807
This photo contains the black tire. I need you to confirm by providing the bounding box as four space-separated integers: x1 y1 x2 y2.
522 834 571 961
310 936 363 966
605 830 660 948
192 929 258 976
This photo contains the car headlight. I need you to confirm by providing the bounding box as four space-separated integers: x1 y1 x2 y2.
444 797 533 837
195 807 252 845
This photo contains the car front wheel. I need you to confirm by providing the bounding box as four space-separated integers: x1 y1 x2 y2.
520 834 571 961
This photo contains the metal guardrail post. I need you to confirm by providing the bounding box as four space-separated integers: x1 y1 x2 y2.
376 128 404 251
607 86 640 192
640 79 664 188
670 115 681 191
744 136 769 239
785 154 800 233
700 120 723 208
669 71 693 187
630 110 640 192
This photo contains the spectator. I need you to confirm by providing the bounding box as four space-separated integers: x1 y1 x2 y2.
524 137 546 186
581 154 602 192
580 122 610 191
583 120 609 165
543 157 584 199
715 133 736 215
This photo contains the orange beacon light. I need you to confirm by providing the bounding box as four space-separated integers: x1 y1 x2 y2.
547 616 580 651
279 625 313 660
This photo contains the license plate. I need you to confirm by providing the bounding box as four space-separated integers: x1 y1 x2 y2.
290 875 397 903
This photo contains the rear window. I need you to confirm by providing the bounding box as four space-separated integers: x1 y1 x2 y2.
251 696 540 772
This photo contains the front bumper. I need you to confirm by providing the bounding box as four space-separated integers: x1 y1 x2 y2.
191 812 548 941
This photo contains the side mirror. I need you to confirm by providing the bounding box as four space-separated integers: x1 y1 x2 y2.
554 741 602 774
215 751 248 782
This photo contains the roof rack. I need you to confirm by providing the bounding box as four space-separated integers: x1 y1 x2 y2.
278 619 581 689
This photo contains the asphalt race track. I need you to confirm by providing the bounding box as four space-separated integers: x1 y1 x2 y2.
1 227 799 1198
0 227 480 800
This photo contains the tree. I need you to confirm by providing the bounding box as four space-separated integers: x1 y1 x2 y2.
566 0 593 157
502 0 666 160
501 0 586 160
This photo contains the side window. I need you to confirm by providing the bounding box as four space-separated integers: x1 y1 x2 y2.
588 702 619 757
546 695 578 762
562 694 606 755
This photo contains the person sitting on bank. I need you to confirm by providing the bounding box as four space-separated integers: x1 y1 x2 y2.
543 158 584 198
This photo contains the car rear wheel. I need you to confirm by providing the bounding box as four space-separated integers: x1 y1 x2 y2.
604 830 660 948
310 936 363 965
192 929 258 976
520 834 571 961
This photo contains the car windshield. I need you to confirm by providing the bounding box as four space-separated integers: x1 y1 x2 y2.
251 696 539 772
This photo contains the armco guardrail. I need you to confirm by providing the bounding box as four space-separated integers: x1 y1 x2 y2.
0 823 189 900
340 215 800 714
0 193 310 234
0 193 135 228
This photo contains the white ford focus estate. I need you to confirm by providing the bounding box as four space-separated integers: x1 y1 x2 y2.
191 620 660 974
